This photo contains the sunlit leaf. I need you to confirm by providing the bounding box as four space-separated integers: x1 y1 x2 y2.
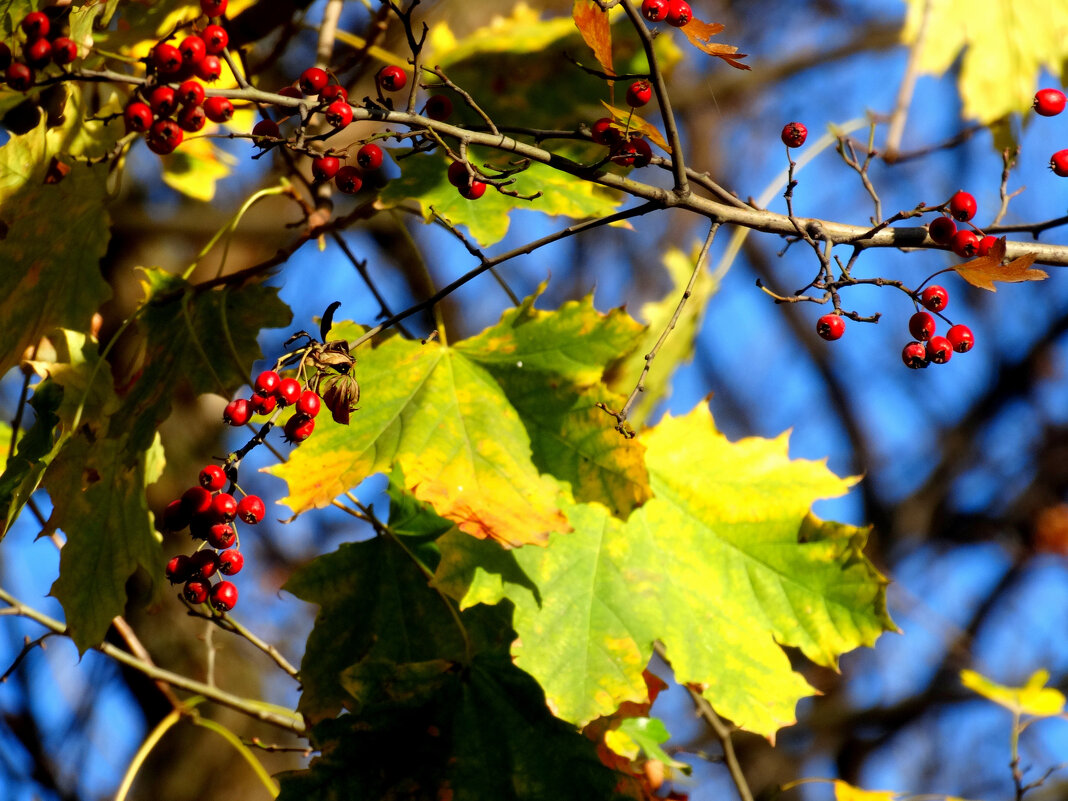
954 238 1047 291
573 0 614 77
600 101 670 152
160 134 236 202
611 717 689 771
961 668 1066 717
831 781 899 801
680 17 750 70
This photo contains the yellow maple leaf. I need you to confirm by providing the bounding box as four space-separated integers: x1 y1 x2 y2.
961 668 1066 717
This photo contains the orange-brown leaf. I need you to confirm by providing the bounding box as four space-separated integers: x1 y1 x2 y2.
954 238 1047 291
573 0 614 77
600 101 670 153
681 17 750 70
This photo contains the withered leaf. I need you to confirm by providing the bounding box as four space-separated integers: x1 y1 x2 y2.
573 0 614 77
681 17 750 70
600 101 670 153
321 373 360 425
954 237 1048 292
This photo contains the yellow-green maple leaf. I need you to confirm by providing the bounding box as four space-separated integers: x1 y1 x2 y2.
961 668 1066 716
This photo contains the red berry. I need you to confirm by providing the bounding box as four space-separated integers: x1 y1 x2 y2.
177 105 205 132
236 495 265 524
124 102 153 133
312 156 341 181
920 285 948 312
1051 150 1068 177
152 43 183 75
324 99 352 129
908 311 936 341
195 54 222 82
591 117 619 145
207 522 236 549
21 12 50 39
946 324 974 353
626 80 653 108
377 65 407 92
641 0 669 22
296 389 321 417
977 235 997 257
664 0 692 27
183 580 210 604
219 550 244 575
147 119 183 153
210 581 238 612
50 37 78 66
356 143 383 170
781 121 807 148
6 63 34 92
0 43 11 71
166 555 192 584
149 85 178 116
161 499 191 532
203 24 229 54
902 341 928 369
276 378 302 406
816 313 845 341
425 93 453 121
201 0 228 16
252 118 280 142
926 335 952 364
447 161 471 187
299 66 329 95
199 464 227 491
284 413 315 443
320 84 347 103
612 137 652 168
335 165 363 194
182 485 213 515
254 370 280 394
223 398 251 425
177 79 206 106
25 38 52 69
950 229 980 258
191 549 220 579
204 96 234 123
179 35 207 66
211 492 237 522
459 180 487 200
250 391 277 415
1034 88 1066 117
948 190 977 222
928 216 957 245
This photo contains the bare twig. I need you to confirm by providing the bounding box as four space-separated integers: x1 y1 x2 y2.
884 0 933 162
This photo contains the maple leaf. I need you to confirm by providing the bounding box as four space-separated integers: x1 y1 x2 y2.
573 0 614 77
600 101 671 152
681 18 749 70
953 237 1047 291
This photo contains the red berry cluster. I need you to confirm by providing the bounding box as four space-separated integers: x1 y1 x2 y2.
900 285 974 369
584 81 658 169
2 9 80 93
641 0 693 27
1031 88 1068 174
311 142 385 195
223 370 322 443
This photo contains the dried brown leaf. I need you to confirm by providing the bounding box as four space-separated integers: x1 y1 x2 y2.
681 17 750 70
954 237 1048 292
600 101 670 153
573 0 614 77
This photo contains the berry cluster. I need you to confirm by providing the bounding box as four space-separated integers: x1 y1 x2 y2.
2 9 79 93
640 0 693 27
900 285 974 369
223 369 322 443
583 78 660 173
1033 88 1068 175
311 142 385 195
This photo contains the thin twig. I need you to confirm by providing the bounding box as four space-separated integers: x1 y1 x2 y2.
181 602 301 681
883 0 933 162
428 207 520 305
329 232 416 334
425 65 498 136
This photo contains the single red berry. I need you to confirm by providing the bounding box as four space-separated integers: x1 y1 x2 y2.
21 11 50 39
50 37 78 66
223 398 251 425
928 216 957 245
908 311 936 342
1050 150 1068 177
459 180 487 200
152 43 183 75
276 377 302 406
296 389 321 417
312 156 341 182
179 35 207 66
816 313 845 341
210 581 238 612
447 161 471 187
950 229 980 258
250 391 277 415
946 324 974 353
190 549 220 579
926 335 952 364
623 137 652 168
324 99 352 129
211 492 237 523
124 101 153 133
920 285 948 312
0 43 11 71
376 65 407 92
425 93 453 121
24 38 53 69
202 24 228 54
166 555 193 584
1034 88 1066 117
254 370 280 394
6 63 35 92
902 341 928 369
182 485 214 515
204 96 234 123
626 80 653 108
591 117 620 145
177 79 206 106
975 235 996 257
252 118 280 143
147 118 183 153
781 121 807 148
299 66 329 95
335 165 363 194
356 143 383 170
200 0 228 17
183 580 210 604
199 464 227 491
664 0 692 27
219 549 244 575
161 499 191 532
149 85 178 116
189 512 215 541
948 190 977 222
195 54 222 82
177 105 205 133
320 84 347 103
641 0 669 22
236 495 265 524
207 523 236 550
284 413 316 443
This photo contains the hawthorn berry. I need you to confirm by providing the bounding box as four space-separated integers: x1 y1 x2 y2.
296 390 321 417
25 38 53 69
203 25 229 54
51 38 78 66
200 0 228 17
183 580 210 604
920 285 948 312
320 84 347 103
611 138 652 168
909 311 936 342
152 43 183 75
299 66 328 95
1033 88 1066 117
276 377 302 406
425 94 453 121
312 156 341 182
664 0 692 27
0 43 11 71
207 523 236 549
946 324 974 353
199 464 227 491
204 96 234 123
902 341 928 369
254 370 280 395
149 85 178 116
591 117 619 145
447 161 471 187
459 180 487 200
211 493 237 522
926 335 952 364
250 392 277 415
335 165 363 194
816 313 845 341
195 54 222 82
179 35 207 66
6 63 34 92
223 398 251 425
284 413 315 443
182 485 214 515
166 555 192 584
219 550 244 575
161 499 191 532
124 102 153 133
781 122 807 148
356 143 384 171
324 100 353 129
950 229 980 258
928 216 957 245
948 190 977 222
177 105 206 132
377 65 407 92
147 119 184 154
641 0 668 21
236 495 265 524
626 80 653 108
1050 150 1068 177
177 79 206 106
190 549 220 579
977 235 997 257
21 11 50 39
252 118 280 142
210 581 238 612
